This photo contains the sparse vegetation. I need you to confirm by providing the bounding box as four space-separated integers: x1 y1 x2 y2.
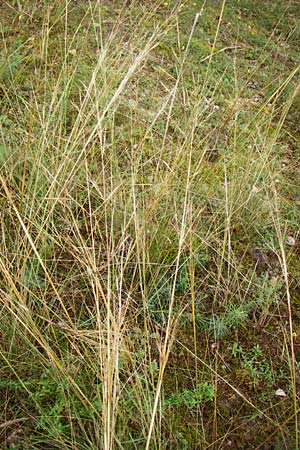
1 0 300 449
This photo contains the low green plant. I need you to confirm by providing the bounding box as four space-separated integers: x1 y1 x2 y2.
230 343 274 388
165 382 214 409
148 276 171 325
176 266 189 293
207 274 284 339
209 302 254 339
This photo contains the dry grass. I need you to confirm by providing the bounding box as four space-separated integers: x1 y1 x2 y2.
1 0 300 448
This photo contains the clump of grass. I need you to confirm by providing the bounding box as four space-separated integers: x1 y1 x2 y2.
1 0 300 448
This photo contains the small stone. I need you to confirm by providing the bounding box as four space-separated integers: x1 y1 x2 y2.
275 388 286 397
87 266 93 276
286 235 296 246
